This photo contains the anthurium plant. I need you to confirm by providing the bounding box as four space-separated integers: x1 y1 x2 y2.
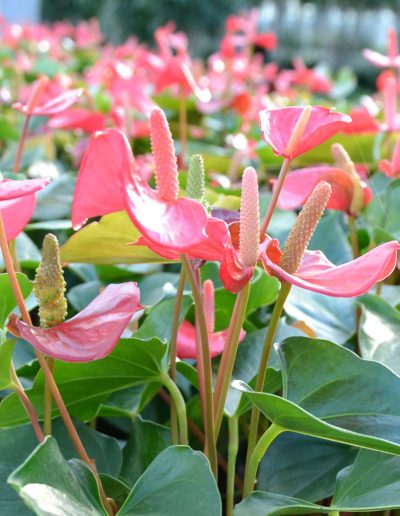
0 9 400 516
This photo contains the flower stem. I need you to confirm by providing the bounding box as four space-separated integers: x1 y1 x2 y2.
9 364 44 442
214 281 251 438
243 423 284 497
13 115 31 174
168 267 186 445
0 210 114 515
348 215 359 259
244 282 291 488
161 373 188 445
226 416 239 516
181 254 218 478
260 158 291 235
43 357 54 436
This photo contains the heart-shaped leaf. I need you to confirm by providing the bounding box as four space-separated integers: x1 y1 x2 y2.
358 294 400 374
117 446 221 515
60 211 169 264
0 337 167 427
239 337 400 455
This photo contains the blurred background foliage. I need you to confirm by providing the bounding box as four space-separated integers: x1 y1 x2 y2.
41 0 400 88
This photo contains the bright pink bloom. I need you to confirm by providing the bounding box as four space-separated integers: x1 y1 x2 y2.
273 166 372 214
177 279 245 359
363 28 400 68
48 109 106 132
259 106 351 159
261 239 400 297
341 107 380 134
379 138 400 177
381 75 400 131
275 59 331 95
177 320 245 359
16 283 142 362
0 177 50 241
72 115 209 251
13 81 83 117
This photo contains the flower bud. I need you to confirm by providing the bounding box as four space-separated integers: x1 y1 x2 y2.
331 143 364 216
33 234 67 328
239 167 260 267
187 154 207 208
280 181 331 274
149 108 179 201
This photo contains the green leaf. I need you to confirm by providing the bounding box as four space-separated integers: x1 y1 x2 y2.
358 294 400 374
239 337 400 456
0 272 33 327
0 338 167 427
234 492 326 516
135 295 192 342
364 178 400 241
67 280 103 312
100 383 160 418
8 436 106 515
258 433 356 502
285 288 355 343
308 211 352 265
61 211 169 264
0 339 16 389
118 446 221 516
35 174 75 220
120 417 171 487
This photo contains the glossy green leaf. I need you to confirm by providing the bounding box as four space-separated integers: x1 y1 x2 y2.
137 272 181 306
0 273 33 327
239 337 400 455
120 417 171 486
258 433 356 502
0 339 16 390
364 178 400 242
308 211 352 265
234 493 326 516
67 280 103 312
61 211 168 264
358 294 400 374
285 288 355 343
0 338 167 427
35 174 75 220
118 446 221 516
8 437 106 515
100 383 160 418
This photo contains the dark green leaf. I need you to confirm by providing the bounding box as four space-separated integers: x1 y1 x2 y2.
118 446 221 516
0 273 33 327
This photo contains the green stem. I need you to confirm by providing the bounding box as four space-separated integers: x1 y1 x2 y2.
330 512 340 516
13 115 31 173
43 357 54 436
348 215 359 259
244 283 291 488
243 424 284 497
226 416 239 516
181 254 218 478
162 373 188 445
260 158 291 235
214 281 251 438
169 267 187 445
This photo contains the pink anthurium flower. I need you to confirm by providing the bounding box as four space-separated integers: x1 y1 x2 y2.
48 108 106 133
15 283 142 362
273 166 372 214
341 107 380 134
259 106 351 159
72 109 209 251
261 238 400 297
363 28 400 68
0 176 50 241
379 138 400 177
13 82 83 117
177 279 246 359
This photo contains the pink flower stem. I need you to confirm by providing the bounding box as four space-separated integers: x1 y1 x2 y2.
8 364 44 442
178 86 188 168
182 254 218 478
260 158 291 235
168 267 187 444
243 282 291 495
0 210 114 515
213 281 251 438
13 114 31 174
